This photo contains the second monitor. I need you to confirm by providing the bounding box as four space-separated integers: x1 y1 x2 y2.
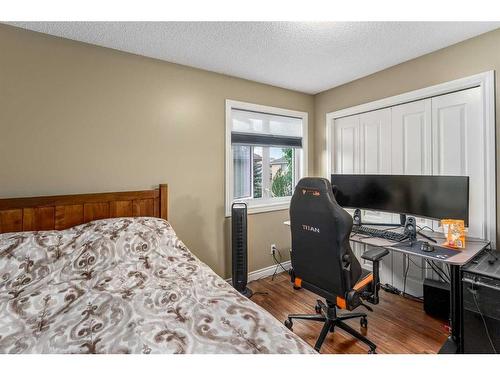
331 174 469 226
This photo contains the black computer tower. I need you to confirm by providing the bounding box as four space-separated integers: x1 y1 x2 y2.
423 278 450 321
462 250 500 353
231 203 252 298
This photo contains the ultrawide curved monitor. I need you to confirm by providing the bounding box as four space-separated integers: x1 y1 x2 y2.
331 174 469 226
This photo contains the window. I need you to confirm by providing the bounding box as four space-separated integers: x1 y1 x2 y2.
225 100 308 216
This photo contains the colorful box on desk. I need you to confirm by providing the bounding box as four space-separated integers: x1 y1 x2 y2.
441 219 466 249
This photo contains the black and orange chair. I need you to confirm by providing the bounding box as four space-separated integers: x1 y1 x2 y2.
284 177 389 353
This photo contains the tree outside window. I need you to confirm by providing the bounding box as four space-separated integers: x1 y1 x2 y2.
271 148 294 197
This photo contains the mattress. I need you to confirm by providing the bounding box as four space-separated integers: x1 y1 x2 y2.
0 217 315 354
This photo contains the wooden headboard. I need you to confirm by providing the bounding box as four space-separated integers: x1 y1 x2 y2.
0 184 168 234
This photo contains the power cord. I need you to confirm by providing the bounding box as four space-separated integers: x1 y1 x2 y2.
417 225 435 233
381 282 423 302
425 260 450 283
407 257 450 286
484 244 498 265
470 285 497 353
404 250 450 291
395 239 450 284
381 254 424 302
271 248 288 281
403 254 410 297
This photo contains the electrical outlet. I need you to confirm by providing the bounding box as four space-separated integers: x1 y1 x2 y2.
270 244 277 255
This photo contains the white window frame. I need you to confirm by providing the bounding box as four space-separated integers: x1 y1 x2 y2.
225 99 308 217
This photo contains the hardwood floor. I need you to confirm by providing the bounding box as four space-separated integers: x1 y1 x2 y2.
249 273 448 354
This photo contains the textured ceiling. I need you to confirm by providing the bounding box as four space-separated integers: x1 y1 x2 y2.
7 22 500 94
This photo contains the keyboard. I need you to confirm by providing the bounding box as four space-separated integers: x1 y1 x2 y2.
352 225 408 242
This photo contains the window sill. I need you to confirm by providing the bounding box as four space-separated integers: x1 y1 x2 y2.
225 198 291 217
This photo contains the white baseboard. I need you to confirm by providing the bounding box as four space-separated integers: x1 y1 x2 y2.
226 260 291 284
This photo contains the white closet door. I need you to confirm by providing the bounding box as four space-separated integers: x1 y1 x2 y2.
332 108 391 177
333 109 392 271
359 108 392 224
358 109 392 271
391 99 432 296
359 109 392 174
392 99 432 176
431 87 484 240
331 85 489 298
333 115 363 265
333 115 360 174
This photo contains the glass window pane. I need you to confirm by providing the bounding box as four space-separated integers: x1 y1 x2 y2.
269 147 294 197
232 144 297 202
233 145 251 199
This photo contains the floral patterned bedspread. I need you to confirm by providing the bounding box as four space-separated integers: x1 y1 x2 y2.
0 217 314 354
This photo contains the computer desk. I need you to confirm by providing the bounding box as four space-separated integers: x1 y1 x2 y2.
284 220 491 353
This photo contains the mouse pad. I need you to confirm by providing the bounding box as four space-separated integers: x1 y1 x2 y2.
392 240 460 260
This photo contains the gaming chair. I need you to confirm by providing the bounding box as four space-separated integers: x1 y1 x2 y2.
285 177 389 353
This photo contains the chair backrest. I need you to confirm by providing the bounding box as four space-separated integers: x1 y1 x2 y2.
289 177 361 299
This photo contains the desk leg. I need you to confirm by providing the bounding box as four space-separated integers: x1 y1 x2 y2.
451 264 463 352
439 264 463 354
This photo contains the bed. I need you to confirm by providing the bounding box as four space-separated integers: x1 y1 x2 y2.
0 185 315 354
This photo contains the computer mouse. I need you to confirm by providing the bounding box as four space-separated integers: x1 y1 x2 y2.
420 241 434 252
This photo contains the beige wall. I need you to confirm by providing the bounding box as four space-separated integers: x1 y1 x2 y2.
0 24 314 278
3 23 499 278
314 28 500 243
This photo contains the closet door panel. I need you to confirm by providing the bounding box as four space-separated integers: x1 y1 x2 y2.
433 102 466 175
359 109 392 227
359 108 392 174
333 116 363 262
392 99 432 175
358 109 392 272
432 87 483 239
334 115 360 174
358 108 394 283
333 115 364 263
391 99 433 295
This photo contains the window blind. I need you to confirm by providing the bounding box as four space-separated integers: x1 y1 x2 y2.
231 108 303 148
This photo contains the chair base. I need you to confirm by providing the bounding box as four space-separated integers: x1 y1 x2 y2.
284 299 377 353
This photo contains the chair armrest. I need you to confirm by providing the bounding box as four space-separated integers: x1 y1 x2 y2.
360 248 389 306
361 248 389 262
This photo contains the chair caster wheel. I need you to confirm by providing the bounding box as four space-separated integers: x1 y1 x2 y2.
315 304 322 314
284 319 293 331
360 317 368 328
368 349 377 354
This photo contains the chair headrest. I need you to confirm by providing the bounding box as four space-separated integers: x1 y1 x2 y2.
295 177 333 195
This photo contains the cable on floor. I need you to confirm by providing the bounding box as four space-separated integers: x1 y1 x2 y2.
271 248 288 281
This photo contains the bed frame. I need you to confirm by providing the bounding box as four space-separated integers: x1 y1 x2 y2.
0 184 168 234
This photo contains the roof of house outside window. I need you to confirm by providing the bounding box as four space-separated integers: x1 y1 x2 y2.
269 156 287 166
